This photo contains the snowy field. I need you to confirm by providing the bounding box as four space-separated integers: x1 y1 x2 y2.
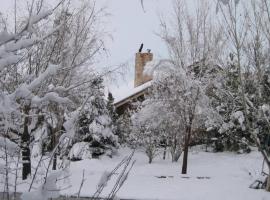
56 147 269 200
1 147 269 200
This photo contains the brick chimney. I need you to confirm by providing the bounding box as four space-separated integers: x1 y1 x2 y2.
134 52 153 87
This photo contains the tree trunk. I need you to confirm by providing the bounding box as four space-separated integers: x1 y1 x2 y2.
266 167 270 192
147 148 153 164
52 129 57 170
52 153 57 170
163 143 167 160
22 105 31 180
181 142 189 174
182 127 191 174
171 136 180 162
4 138 10 200
149 156 153 164
51 107 64 170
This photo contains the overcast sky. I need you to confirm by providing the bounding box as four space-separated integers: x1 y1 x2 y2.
0 0 171 59
0 0 199 100
100 0 173 100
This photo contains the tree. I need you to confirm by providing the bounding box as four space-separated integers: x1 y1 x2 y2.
117 110 132 144
205 53 252 153
216 0 270 190
148 61 211 172
0 0 109 183
0 0 69 179
25 0 108 169
131 100 164 163
70 77 119 159
154 0 223 174
107 92 117 124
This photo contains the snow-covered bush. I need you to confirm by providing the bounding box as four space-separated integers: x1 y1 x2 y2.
68 142 92 161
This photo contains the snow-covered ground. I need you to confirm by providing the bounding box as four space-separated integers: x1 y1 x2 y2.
1 147 269 200
61 147 269 200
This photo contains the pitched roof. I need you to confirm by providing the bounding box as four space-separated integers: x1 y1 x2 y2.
114 80 152 108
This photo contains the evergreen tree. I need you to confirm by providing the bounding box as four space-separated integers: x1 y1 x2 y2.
206 54 252 153
107 92 117 124
70 78 119 160
116 111 132 144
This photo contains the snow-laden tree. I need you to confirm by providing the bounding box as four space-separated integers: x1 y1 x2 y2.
107 92 118 125
147 0 224 173
141 0 270 190
0 3 110 198
107 91 119 140
0 0 71 180
204 53 252 153
145 59 212 172
116 110 132 144
69 77 118 160
0 135 20 199
215 0 270 190
130 99 166 163
132 0 223 171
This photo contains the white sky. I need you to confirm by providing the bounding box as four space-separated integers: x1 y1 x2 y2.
99 0 173 100
0 0 199 100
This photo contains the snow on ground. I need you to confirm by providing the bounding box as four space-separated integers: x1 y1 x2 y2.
61 147 269 200
1 147 269 200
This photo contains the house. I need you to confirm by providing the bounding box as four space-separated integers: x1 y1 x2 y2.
114 49 153 115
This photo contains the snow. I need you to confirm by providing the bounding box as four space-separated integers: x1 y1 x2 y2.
21 171 61 200
88 114 116 141
0 31 15 45
63 109 80 138
69 142 92 160
0 163 5 174
219 122 231 134
97 115 111 125
0 92 17 113
5 38 40 52
97 170 111 188
89 121 103 136
231 111 245 128
28 64 60 90
0 147 269 199
61 147 268 200
31 126 48 158
262 104 270 114
0 54 21 71
32 92 71 105
0 137 19 155
29 10 53 26
114 80 152 104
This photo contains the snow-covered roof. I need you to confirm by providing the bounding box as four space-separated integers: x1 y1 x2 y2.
114 80 152 107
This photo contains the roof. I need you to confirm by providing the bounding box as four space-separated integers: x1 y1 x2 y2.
114 81 152 108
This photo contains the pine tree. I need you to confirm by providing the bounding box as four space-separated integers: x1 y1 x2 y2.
107 92 117 123
70 78 118 159
207 54 252 153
